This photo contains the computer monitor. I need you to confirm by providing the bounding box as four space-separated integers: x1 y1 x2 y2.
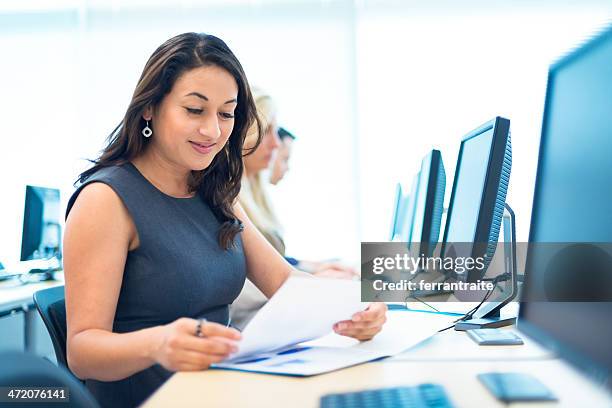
441 117 512 282
409 149 446 258
20 185 62 261
389 183 403 241
519 25 612 389
399 173 420 243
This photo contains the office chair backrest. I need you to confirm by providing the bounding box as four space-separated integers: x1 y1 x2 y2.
0 351 99 408
33 285 68 368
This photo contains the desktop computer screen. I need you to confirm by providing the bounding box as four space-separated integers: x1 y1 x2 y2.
397 173 420 243
441 117 511 283
389 183 403 241
519 25 612 388
409 149 446 259
20 185 62 261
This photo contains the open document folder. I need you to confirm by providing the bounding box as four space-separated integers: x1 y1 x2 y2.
214 277 456 376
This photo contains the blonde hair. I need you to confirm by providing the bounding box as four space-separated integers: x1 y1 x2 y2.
239 87 285 255
244 86 275 149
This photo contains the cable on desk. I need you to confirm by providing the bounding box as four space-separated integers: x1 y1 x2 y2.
436 275 503 332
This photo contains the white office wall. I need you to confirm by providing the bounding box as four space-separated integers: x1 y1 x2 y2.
0 1 610 267
0 1 359 264
355 1 612 243
0 28 80 266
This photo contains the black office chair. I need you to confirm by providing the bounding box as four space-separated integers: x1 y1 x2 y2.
33 286 69 369
0 351 99 408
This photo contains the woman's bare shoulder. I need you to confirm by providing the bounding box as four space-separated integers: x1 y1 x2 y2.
66 182 137 248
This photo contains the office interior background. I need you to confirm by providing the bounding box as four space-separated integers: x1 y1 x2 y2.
1 0 611 266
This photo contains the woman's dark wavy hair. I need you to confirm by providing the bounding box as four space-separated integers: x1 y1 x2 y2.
77 32 262 249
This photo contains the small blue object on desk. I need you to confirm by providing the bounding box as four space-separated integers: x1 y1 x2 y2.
467 329 524 345
320 383 454 408
478 372 557 402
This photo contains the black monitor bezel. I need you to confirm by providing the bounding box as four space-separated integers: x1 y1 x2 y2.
441 116 511 282
410 149 445 258
401 172 420 243
21 186 43 261
518 25 612 389
20 185 61 262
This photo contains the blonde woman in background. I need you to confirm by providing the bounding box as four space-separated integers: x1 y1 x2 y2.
231 87 358 329
238 88 285 254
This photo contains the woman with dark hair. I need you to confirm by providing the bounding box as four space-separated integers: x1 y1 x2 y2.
63 32 386 407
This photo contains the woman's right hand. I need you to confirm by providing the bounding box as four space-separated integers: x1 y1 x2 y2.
152 318 241 372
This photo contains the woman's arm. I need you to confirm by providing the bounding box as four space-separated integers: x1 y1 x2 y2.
234 203 387 340
233 202 293 298
65 183 239 381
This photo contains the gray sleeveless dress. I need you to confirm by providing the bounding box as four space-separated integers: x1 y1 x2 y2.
65 162 247 408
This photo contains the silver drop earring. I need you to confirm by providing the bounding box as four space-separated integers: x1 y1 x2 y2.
142 120 153 138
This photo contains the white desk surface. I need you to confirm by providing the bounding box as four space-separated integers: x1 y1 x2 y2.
0 274 63 313
144 309 611 408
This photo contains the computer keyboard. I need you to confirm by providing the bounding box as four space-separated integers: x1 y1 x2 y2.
0 270 20 281
320 383 454 408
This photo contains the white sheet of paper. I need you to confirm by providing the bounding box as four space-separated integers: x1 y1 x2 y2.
215 310 457 375
301 308 456 353
226 277 365 362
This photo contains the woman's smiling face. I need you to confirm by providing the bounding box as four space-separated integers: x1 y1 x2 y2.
145 65 239 172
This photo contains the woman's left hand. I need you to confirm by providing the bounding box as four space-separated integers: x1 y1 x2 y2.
333 302 388 341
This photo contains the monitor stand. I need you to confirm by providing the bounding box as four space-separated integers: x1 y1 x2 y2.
454 203 518 331
454 315 517 331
